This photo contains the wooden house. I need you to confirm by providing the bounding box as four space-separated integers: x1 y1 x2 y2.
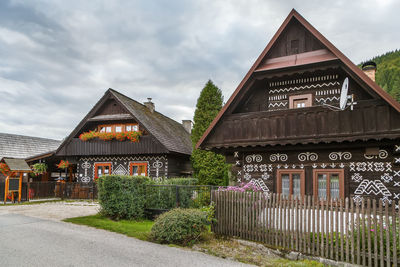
56 89 192 182
197 9 400 203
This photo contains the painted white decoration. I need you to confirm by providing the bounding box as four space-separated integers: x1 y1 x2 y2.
351 173 363 182
395 181 400 187
381 173 393 183
330 163 336 168
353 195 363 205
374 162 385 172
356 162 367 172
394 170 400 177
300 164 304 169
394 193 400 200
380 197 392 206
249 179 269 193
269 153 288 162
386 163 392 172
268 164 273 172
354 180 392 196
284 164 289 169
235 160 240 166
81 161 91 183
245 154 262 163
261 173 270 180
277 164 281 169
339 163 345 169
269 81 340 94
259 164 267 172
268 101 288 108
312 164 317 169
395 145 400 153
328 152 352 161
321 163 327 168
244 173 251 180
316 96 340 103
254 165 259 172
113 164 128 176
395 158 400 164
298 152 318 161
364 150 388 160
367 162 373 171
152 160 163 178
234 151 239 158
237 170 242 176
350 162 355 171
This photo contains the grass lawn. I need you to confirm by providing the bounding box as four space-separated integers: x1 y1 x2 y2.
63 214 153 241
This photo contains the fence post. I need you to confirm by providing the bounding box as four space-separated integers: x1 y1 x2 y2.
175 186 180 207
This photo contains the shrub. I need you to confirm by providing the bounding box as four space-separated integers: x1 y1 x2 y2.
97 175 151 220
150 208 209 245
160 177 198 185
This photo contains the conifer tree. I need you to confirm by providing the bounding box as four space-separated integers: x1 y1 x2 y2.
191 80 228 185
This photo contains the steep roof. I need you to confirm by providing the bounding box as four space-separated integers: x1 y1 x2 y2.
56 89 192 156
0 132 61 160
196 9 400 149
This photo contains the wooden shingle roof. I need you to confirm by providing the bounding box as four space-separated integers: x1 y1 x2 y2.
0 132 61 160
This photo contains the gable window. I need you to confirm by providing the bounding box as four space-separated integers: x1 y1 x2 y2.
289 94 312 109
126 124 139 132
94 163 112 180
313 169 344 200
115 125 123 132
129 162 148 176
276 169 305 197
98 123 139 133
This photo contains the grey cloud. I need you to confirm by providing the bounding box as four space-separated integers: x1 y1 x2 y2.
0 0 398 139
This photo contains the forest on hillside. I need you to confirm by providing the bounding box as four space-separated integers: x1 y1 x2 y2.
360 49 400 101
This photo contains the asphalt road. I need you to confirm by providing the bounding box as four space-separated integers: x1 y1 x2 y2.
0 213 251 267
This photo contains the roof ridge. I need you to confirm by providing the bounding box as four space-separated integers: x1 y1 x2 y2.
0 132 60 142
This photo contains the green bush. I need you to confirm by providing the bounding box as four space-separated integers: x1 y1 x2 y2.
97 175 151 220
150 208 209 245
160 177 198 185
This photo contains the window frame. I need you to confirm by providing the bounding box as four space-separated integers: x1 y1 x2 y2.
129 162 148 176
289 93 313 109
94 163 112 180
98 123 139 133
312 169 345 200
276 169 305 197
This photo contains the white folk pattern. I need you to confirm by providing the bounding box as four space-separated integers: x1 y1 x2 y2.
328 152 352 161
298 152 318 161
381 173 393 183
269 153 288 162
351 173 363 182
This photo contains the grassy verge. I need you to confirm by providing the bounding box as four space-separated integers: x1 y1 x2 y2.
64 214 322 266
63 214 153 241
0 199 62 206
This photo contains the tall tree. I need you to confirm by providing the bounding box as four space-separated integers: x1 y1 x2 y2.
191 80 228 185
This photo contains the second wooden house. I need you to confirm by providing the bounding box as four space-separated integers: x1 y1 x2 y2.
56 89 192 182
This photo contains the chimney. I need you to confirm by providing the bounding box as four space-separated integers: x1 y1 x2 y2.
362 61 377 82
182 120 192 134
144 98 155 113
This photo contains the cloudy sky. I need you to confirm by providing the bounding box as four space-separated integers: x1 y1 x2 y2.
0 0 399 140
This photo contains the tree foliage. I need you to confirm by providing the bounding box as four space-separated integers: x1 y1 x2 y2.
360 49 400 102
191 80 228 186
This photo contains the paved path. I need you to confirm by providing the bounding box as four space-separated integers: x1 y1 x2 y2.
0 203 251 267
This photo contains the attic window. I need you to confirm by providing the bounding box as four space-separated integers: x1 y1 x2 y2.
289 94 312 109
98 123 139 133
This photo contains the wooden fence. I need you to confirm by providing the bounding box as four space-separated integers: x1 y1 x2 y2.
212 190 400 266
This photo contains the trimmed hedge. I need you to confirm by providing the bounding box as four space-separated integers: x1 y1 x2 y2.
97 175 151 220
150 208 209 245
158 177 198 185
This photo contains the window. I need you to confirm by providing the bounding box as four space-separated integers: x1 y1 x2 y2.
94 163 112 180
129 162 148 176
289 94 312 109
98 123 139 133
313 169 344 200
276 169 305 198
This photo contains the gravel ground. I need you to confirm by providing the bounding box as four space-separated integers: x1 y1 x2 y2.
0 202 252 267
0 201 100 220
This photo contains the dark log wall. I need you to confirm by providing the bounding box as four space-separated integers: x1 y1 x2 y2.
57 136 168 156
94 99 127 116
264 18 324 59
76 155 168 182
206 102 400 148
167 154 193 177
228 143 400 203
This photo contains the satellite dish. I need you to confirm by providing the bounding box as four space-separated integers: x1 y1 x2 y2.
339 77 349 110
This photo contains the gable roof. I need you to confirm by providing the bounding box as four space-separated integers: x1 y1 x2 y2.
196 9 400 149
56 89 192 156
0 132 61 160
3 158 32 172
